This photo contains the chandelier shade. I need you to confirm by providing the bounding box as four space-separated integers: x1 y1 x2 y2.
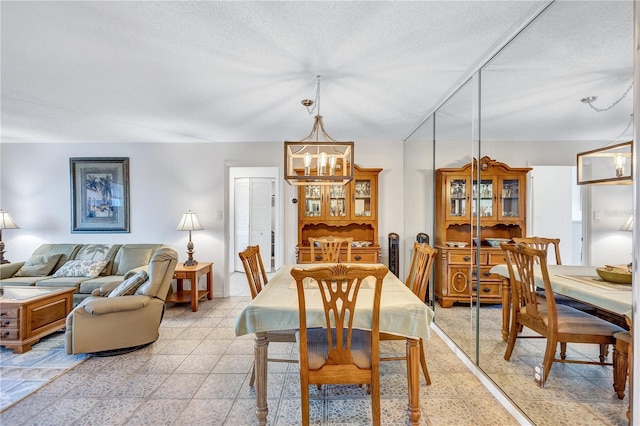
284 115 354 186
284 76 354 186
576 141 632 185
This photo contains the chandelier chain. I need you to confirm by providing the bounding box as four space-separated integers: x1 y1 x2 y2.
306 75 322 116
584 82 633 113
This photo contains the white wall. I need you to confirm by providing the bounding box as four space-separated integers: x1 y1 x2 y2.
0 140 404 295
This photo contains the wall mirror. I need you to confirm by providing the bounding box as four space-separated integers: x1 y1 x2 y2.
404 0 634 423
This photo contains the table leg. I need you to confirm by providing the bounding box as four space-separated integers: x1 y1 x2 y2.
206 267 213 300
255 332 269 425
406 338 420 425
501 278 511 342
190 273 198 312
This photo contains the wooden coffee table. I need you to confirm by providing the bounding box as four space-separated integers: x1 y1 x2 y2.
0 286 75 354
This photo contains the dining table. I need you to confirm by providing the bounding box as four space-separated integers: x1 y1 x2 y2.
490 264 632 341
235 263 434 425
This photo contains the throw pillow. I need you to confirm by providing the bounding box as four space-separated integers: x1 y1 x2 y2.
74 244 120 276
115 248 153 275
108 271 149 297
52 260 109 278
14 254 63 277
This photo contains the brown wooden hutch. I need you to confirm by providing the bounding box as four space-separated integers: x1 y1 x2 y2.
434 157 532 307
296 164 382 263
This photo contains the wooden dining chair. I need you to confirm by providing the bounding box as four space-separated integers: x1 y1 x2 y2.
308 236 353 263
380 242 436 385
291 263 388 426
238 245 297 387
501 242 625 383
512 237 562 265
512 236 596 315
612 314 631 400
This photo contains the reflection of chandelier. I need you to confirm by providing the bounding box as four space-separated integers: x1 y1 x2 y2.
284 75 354 186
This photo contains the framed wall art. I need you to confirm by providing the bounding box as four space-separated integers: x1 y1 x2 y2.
70 157 130 233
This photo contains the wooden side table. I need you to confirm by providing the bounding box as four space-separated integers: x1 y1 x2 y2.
166 262 213 312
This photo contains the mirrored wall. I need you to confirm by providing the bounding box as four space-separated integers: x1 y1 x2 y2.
404 1 634 423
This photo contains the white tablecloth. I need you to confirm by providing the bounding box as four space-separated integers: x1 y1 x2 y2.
490 264 632 316
235 263 433 342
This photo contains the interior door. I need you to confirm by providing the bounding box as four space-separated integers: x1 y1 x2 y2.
234 178 273 272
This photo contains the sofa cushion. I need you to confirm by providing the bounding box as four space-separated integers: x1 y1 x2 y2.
13 254 63 277
115 247 153 275
74 244 121 276
109 271 148 297
79 276 124 295
31 244 83 273
52 260 108 278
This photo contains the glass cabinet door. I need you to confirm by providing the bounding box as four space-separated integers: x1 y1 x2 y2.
303 185 322 218
448 178 468 219
328 185 348 218
472 179 494 218
353 179 372 218
500 177 521 219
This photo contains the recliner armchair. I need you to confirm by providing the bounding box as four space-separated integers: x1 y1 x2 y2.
65 247 178 355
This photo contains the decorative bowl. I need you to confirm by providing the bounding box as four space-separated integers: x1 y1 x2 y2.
485 238 511 247
351 241 372 247
446 241 468 248
596 267 632 284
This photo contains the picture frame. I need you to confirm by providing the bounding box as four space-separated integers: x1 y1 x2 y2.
70 157 130 233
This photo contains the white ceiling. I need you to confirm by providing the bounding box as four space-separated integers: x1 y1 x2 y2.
0 1 634 145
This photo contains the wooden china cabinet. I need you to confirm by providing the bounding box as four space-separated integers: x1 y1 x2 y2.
434 157 532 308
296 164 382 263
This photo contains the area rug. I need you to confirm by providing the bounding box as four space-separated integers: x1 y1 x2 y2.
0 330 88 412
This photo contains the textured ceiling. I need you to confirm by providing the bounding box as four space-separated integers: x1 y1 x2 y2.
0 1 634 145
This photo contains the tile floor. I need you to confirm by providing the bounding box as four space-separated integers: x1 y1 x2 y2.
1 273 518 425
435 304 630 426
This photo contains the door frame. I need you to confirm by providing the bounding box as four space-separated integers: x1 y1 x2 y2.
225 165 283 297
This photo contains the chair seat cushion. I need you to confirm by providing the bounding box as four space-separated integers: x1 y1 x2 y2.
534 306 626 336
296 328 371 370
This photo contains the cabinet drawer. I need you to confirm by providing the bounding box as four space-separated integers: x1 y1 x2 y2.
0 307 19 318
351 252 378 263
448 252 474 264
0 328 19 340
487 251 506 265
173 271 189 280
0 318 18 329
471 281 501 297
470 266 499 281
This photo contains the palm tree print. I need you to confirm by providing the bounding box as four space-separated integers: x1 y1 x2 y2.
86 173 114 218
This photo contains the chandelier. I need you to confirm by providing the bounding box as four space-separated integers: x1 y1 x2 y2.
284 75 354 186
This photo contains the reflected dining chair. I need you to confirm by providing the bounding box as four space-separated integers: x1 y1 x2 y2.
291 263 388 426
512 236 596 314
501 242 625 383
380 242 436 385
308 236 353 263
512 237 562 265
238 245 296 386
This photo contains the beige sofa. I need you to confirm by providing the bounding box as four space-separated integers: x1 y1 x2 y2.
0 243 165 306
65 247 178 355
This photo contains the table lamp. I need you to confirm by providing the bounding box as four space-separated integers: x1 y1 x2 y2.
0 210 20 264
176 210 203 266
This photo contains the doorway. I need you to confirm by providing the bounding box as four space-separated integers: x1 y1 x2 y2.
227 166 283 296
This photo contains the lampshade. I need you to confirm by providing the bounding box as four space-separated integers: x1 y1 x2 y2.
284 75 354 186
176 210 203 232
619 214 633 232
0 210 19 230
576 141 632 185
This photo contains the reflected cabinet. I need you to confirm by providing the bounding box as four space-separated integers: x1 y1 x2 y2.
435 157 531 307
296 164 382 263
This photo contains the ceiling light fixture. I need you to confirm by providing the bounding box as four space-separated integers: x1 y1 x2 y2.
576 140 633 185
284 75 354 186
580 82 633 113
